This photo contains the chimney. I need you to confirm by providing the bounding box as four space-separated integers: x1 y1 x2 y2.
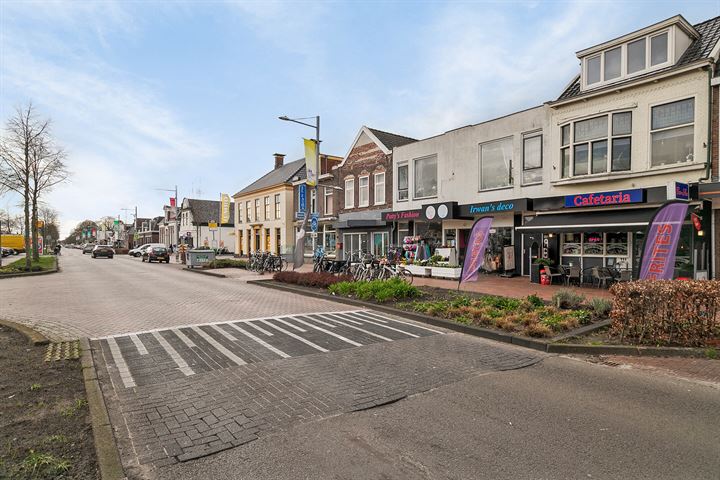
274 153 285 170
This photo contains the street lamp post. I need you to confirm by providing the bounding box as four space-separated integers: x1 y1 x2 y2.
279 115 320 267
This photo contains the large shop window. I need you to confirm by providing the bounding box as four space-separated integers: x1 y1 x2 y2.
522 134 542 185
561 111 632 178
480 138 513 190
414 155 437 199
561 232 631 270
358 176 369 207
397 164 408 201
344 177 355 209
650 98 694 167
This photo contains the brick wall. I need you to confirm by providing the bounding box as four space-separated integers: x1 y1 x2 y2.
335 142 393 215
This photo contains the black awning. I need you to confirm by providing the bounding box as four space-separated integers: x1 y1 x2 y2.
516 208 656 233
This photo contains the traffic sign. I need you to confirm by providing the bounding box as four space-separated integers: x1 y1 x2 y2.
209 221 218 230
310 217 318 233
299 184 306 212
295 211 305 221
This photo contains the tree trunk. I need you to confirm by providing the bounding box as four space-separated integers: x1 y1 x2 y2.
31 190 39 261
23 142 31 270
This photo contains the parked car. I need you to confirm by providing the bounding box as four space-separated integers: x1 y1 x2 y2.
129 243 164 257
142 246 170 263
1 247 11 257
92 245 115 259
82 243 96 254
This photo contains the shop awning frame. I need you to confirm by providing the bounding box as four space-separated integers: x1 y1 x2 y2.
516 208 658 233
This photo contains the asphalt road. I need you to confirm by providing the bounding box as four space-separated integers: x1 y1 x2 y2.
158 355 720 480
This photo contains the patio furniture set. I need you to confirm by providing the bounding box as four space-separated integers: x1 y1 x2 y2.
542 265 632 289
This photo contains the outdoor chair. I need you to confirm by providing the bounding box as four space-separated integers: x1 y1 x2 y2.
592 267 614 289
618 269 632 282
564 265 581 286
543 266 565 285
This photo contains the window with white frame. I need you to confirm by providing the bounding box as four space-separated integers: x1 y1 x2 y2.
246 201 251 222
650 98 694 167
522 134 542 184
560 111 632 178
324 188 333 215
414 155 437 199
397 163 408 201
264 196 270 220
237 203 242 223
374 172 385 205
254 198 260 221
358 175 369 207
583 30 671 89
274 194 281 219
310 189 317 213
480 138 513 190
344 177 354 209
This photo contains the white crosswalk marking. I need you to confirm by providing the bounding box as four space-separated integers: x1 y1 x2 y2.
275 318 306 332
292 317 363 346
361 311 445 334
129 334 148 355
228 323 289 358
297 315 336 328
106 338 136 388
246 321 273 336
259 319 328 352
341 313 419 338
152 332 195 376
316 314 392 342
211 325 237 342
190 327 247 366
172 328 197 348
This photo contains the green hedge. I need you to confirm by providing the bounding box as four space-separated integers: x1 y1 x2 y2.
205 258 247 269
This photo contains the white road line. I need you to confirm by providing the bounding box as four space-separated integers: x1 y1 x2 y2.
350 311 387 323
275 318 306 332
246 322 273 336
106 338 136 388
227 323 289 358
258 319 328 352
316 314 393 342
360 311 445 334
211 325 238 342
296 315 336 328
340 313 419 338
190 326 246 366
332 315 362 325
129 334 148 355
91 310 367 340
172 328 197 348
292 317 363 346
152 332 195 376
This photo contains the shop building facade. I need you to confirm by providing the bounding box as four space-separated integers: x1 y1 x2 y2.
177 198 235 252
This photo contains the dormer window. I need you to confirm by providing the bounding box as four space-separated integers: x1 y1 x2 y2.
583 28 673 89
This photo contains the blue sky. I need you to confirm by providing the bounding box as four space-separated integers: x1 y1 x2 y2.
1 0 717 236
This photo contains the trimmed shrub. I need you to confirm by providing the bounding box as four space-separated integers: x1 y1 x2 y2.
328 278 420 303
552 289 585 309
206 258 247 269
610 280 720 346
274 271 351 289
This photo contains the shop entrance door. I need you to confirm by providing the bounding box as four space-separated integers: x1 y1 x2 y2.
372 232 389 257
523 233 540 276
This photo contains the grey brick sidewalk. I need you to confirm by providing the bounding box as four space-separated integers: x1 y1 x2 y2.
93 323 542 479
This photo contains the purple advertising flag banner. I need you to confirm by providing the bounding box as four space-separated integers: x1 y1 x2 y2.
460 217 493 284
639 202 689 280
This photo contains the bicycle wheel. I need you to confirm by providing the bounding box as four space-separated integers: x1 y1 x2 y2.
280 259 288 271
397 268 413 285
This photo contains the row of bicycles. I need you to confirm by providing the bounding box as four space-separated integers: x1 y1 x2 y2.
313 248 413 284
248 251 288 273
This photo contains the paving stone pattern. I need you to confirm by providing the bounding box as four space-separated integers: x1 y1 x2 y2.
92 313 542 479
0 250 351 340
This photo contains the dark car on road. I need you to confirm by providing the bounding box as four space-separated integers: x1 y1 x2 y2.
142 246 170 263
91 245 115 259
82 243 96 254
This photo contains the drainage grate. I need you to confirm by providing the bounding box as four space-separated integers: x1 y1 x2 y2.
44 341 81 362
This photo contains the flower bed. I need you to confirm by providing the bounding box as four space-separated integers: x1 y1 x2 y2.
328 278 421 303
274 271 352 289
399 292 600 338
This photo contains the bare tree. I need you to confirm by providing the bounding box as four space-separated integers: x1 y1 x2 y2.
0 103 50 269
29 138 68 260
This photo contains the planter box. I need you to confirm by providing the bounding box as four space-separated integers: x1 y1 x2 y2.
404 264 431 277
431 267 462 279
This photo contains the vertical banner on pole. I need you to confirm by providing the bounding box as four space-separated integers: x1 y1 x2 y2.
220 194 230 224
459 216 493 285
304 139 318 187
638 201 689 280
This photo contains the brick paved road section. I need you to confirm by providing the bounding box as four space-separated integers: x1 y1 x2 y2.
93 310 443 388
0 249 352 340
91 314 542 479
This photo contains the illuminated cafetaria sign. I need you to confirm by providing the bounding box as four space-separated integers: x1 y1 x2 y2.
564 189 644 208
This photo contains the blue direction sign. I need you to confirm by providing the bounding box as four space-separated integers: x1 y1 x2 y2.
299 184 306 212
311 216 318 232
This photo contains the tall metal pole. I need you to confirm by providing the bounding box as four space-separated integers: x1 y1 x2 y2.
314 116 320 255
175 185 179 248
